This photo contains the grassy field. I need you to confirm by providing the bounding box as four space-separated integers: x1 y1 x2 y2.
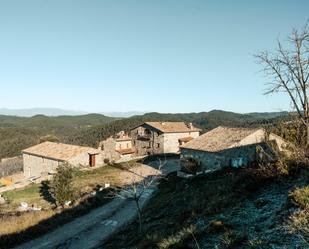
0 164 137 239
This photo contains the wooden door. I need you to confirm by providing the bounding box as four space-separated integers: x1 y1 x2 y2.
89 154 96 167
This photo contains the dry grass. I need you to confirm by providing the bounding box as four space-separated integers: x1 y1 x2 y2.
0 162 147 241
0 210 55 236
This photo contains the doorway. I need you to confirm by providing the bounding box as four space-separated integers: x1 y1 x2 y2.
89 154 96 167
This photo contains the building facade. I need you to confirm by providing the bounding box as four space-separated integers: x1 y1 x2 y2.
98 132 135 162
130 122 200 156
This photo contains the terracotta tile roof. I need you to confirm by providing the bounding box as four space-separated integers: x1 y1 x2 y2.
22 142 100 161
116 148 135 155
178 137 193 142
143 122 201 133
181 126 262 152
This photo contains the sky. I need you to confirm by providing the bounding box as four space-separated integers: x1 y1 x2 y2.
0 0 308 114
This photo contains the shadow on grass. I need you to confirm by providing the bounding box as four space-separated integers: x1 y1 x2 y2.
39 181 56 206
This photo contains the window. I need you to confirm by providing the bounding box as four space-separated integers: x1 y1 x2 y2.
157 143 160 148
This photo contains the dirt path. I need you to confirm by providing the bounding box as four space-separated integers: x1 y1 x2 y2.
14 185 157 249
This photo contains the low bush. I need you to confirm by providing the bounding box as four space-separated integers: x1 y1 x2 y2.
290 186 309 208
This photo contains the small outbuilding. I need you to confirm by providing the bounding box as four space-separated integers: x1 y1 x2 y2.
22 142 101 178
180 126 288 172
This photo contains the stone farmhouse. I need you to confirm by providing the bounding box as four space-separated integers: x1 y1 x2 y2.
180 126 287 172
23 141 101 178
130 122 200 156
98 131 135 162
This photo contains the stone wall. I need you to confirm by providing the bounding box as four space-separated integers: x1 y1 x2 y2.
99 137 121 162
23 151 104 178
163 131 200 154
181 143 269 171
131 125 200 156
23 153 61 178
131 126 164 155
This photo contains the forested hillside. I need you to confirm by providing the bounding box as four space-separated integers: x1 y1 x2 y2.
0 114 117 159
67 110 289 147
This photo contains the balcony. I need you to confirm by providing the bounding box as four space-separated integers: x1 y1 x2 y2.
137 134 151 141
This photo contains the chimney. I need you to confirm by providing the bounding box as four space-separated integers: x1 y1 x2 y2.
187 123 193 129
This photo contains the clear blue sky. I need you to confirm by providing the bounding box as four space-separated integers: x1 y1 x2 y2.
0 0 308 113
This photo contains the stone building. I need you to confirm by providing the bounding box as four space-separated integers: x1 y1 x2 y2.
130 122 200 156
98 131 135 162
180 126 288 172
23 142 101 178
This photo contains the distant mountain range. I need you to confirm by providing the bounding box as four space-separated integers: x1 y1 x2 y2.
0 108 145 118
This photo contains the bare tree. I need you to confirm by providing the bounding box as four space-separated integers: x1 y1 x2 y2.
255 22 309 146
110 161 165 233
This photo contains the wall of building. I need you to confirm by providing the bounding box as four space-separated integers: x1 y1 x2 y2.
23 153 61 178
68 152 96 167
131 126 164 155
115 140 132 150
131 125 200 155
23 151 105 178
163 131 200 154
100 137 121 162
181 143 267 171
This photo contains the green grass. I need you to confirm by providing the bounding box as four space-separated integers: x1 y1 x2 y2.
1 164 132 212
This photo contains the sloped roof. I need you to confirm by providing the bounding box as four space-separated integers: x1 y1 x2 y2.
181 126 262 152
22 141 100 161
142 122 201 133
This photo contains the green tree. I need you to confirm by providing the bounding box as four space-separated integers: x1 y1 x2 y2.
50 163 75 208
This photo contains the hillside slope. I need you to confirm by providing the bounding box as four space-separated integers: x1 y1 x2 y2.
101 165 308 249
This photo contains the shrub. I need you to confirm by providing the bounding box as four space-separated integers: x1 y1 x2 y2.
290 186 309 208
50 163 75 207
103 158 110 164
180 156 201 174
39 134 60 143
157 225 196 249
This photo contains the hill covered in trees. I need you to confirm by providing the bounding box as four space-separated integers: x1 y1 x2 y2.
0 110 288 159
0 114 117 159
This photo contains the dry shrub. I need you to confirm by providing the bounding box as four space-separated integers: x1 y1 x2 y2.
157 225 196 249
290 186 309 209
287 208 309 245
